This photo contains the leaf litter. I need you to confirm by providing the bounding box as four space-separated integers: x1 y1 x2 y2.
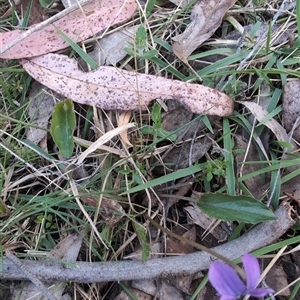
0 0 137 59
283 79 300 142
172 0 237 62
1 0 300 299
26 81 56 144
21 53 234 116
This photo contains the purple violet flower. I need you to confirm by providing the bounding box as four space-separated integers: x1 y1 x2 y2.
208 254 274 300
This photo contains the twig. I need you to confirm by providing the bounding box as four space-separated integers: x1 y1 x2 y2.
144 213 247 280
6 252 58 300
0 204 295 283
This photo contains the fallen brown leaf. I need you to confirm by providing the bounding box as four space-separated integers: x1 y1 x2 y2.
184 202 228 241
167 0 190 8
159 281 185 300
166 226 196 255
283 80 300 143
266 265 290 297
0 0 137 59
80 195 125 227
172 0 237 62
159 136 213 170
234 135 263 196
21 53 234 116
26 82 55 144
92 25 139 66
237 101 295 150
166 226 197 295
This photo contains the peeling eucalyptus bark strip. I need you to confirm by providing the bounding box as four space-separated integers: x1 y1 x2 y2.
1 204 295 283
21 54 234 116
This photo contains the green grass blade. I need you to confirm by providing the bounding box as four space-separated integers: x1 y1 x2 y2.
223 118 235 195
289 279 300 300
21 0 33 29
121 164 203 195
238 158 300 182
54 26 99 70
297 0 300 40
150 57 187 80
268 150 281 208
256 105 282 127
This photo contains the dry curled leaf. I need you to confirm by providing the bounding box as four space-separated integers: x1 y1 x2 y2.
237 101 294 150
21 53 234 116
167 0 190 8
283 80 300 143
234 135 263 196
75 123 136 164
91 25 139 66
184 201 228 241
118 111 133 147
26 82 55 144
172 0 237 62
0 0 137 59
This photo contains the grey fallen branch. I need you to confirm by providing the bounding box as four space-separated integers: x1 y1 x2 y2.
2 203 295 283
6 252 58 300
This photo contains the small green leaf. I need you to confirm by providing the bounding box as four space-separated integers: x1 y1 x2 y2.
0 200 6 214
136 26 147 51
274 141 294 149
39 0 54 8
50 99 76 158
141 49 159 59
133 222 150 261
156 128 177 141
141 125 155 135
196 193 276 224
152 102 162 124
145 0 156 15
124 44 135 57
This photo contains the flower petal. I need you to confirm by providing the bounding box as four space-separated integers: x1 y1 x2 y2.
242 254 260 289
249 287 274 297
220 296 237 300
208 261 247 297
